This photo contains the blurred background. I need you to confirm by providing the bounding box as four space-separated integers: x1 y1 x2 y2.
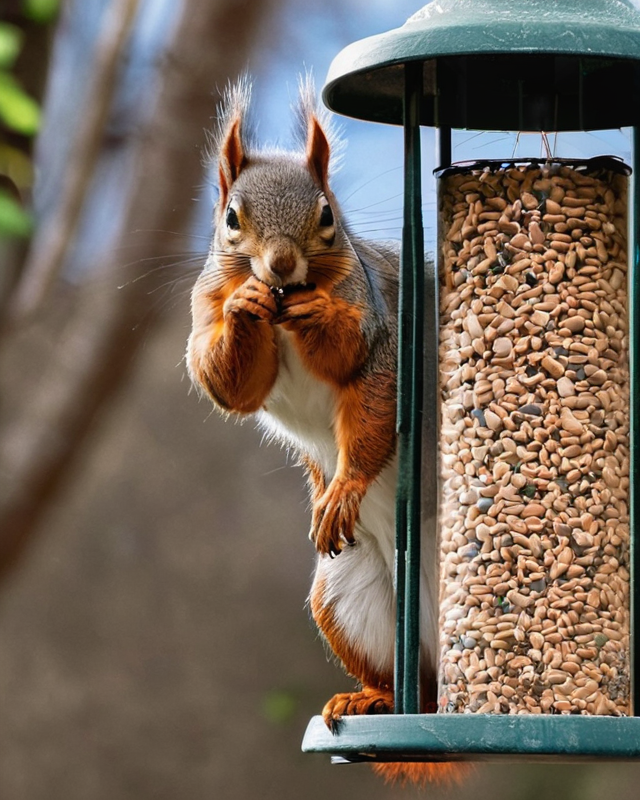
1 0 640 798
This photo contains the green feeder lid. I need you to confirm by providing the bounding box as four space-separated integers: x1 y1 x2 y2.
323 0 640 131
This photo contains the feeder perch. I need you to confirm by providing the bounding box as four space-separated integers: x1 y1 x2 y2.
302 0 640 763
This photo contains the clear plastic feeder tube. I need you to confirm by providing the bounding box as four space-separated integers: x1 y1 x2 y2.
437 160 631 716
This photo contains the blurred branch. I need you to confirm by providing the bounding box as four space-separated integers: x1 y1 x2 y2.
0 0 282 579
4 0 140 329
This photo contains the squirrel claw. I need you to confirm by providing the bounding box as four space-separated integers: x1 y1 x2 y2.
310 478 363 557
322 688 394 730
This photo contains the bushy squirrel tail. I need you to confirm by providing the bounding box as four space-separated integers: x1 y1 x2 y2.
371 761 473 787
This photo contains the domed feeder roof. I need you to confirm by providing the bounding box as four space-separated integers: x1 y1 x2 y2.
322 0 640 131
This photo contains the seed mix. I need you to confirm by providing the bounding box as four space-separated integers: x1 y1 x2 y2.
437 162 630 716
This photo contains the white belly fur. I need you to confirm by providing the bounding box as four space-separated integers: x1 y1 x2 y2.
258 330 438 676
257 330 337 474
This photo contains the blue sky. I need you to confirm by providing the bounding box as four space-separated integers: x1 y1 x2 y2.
38 0 638 268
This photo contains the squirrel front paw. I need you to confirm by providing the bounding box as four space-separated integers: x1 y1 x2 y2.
310 478 364 557
276 284 327 327
224 276 279 322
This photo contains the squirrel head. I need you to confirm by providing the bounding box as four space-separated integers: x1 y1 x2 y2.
208 77 346 288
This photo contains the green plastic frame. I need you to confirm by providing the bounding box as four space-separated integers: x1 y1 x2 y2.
304 3 640 764
303 715 640 763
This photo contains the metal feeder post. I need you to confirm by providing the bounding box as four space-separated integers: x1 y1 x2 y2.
303 0 640 763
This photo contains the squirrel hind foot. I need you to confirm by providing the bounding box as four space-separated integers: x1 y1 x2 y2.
322 686 393 730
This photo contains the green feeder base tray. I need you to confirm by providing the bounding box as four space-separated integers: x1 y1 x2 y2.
302 714 640 763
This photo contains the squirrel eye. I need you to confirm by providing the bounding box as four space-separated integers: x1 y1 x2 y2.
319 202 334 227
226 206 240 230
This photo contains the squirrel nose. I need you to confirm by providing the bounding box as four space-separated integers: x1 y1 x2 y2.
269 251 297 278
263 240 303 283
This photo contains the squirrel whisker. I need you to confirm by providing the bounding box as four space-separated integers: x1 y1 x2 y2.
200 253 253 290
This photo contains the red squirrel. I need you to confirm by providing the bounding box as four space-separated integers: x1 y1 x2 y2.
187 78 456 785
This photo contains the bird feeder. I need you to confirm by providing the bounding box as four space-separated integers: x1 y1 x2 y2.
302 0 640 763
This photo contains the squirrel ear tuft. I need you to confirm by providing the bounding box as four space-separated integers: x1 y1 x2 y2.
306 116 331 192
218 116 247 205
296 73 343 192
209 77 252 208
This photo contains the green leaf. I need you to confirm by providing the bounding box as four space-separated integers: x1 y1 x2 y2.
261 689 297 725
0 142 34 189
0 188 33 238
0 72 40 135
0 24 23 69
23 0 61 24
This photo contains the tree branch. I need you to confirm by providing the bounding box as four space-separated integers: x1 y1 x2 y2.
5 0 141 328
0 0 283 578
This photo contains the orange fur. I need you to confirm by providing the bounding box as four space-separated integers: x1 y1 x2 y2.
277 288 368 386
336 372 397 485
302 456 326 505
372 762 473 787
189 275 279 413
310 372 397 555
